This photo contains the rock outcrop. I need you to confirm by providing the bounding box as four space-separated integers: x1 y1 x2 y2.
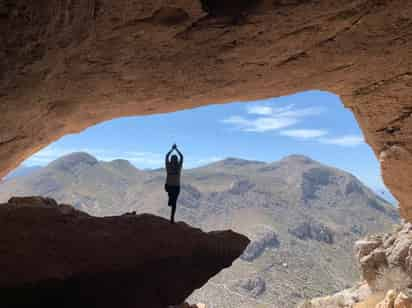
0 196 249 308
376 290 398 308
232 276 267 297
300 223 412 308
355 224 412 288
298 282 373 308
394 291 412 308
289 220 334 244
374 290 412 308
240 226 279 261
0 0 412 220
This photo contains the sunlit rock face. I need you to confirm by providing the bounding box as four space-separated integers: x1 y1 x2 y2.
0 1 412 219
0 196 249 308
298 223 412 308
355 223 412 288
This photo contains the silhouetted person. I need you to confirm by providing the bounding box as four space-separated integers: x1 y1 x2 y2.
165 144 183 224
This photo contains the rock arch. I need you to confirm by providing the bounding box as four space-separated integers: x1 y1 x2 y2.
1 0 412 219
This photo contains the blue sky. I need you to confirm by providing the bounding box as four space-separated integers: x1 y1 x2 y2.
21 90 392 199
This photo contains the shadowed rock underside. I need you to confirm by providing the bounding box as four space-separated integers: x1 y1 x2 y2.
0 196 249 308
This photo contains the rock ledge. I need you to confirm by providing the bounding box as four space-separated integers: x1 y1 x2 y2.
0 196 249 308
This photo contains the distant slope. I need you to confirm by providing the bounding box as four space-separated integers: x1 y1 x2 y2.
373 187 398 205
0 152 399 307
3 165 42 180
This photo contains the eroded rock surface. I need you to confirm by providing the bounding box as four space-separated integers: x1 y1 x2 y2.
300 223 412 307
355 224 412 287
298 282 373 308
0 0 412 219
240 226 279 261
0 196 249 308
289 220 334 244
394 291 412 308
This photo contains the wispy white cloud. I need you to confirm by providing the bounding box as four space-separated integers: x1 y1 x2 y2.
222 104 324 133
271 105 324 118
222 104 365 148
279 129 328 139
222 116 251 127
247 105 273 115
319 135 364 147
223 116 298 132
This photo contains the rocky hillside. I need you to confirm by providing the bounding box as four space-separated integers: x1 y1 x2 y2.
0 153 399 307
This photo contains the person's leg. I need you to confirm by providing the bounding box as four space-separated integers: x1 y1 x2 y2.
165 185 172 206
170 186 180 223
176 186 180 203
171 204 176 223
168 191 172 206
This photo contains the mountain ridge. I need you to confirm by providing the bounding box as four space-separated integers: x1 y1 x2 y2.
7 153 354 173
3 153 397 206
0 151 399 307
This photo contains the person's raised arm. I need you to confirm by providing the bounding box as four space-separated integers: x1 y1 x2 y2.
165 148 173 166
175 147 184 166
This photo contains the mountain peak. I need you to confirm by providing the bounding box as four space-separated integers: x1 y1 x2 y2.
48 152 98 171
108 159 139 171
280 155 314 164
221 157 264 166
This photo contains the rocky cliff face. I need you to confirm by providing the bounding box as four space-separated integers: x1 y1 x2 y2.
0 0 411 220
0 196 249 308
355 223 412 289
300 223 412 308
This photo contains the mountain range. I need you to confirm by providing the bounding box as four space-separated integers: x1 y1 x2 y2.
0 152 399 307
